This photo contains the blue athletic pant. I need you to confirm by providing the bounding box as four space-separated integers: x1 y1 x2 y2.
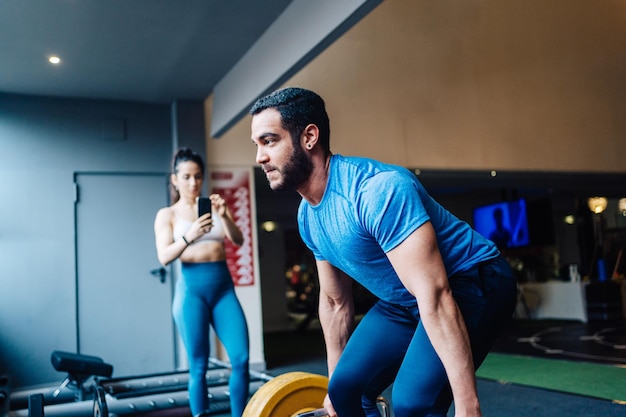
173 261 250 417
327 256 517 417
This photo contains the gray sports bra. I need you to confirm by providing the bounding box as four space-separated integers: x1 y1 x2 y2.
173 214 225 244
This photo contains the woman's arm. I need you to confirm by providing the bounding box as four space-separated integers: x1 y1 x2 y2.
154 207 189 266
386 221 482 417
211 194 244 246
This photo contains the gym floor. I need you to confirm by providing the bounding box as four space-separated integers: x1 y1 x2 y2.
490 317 626 365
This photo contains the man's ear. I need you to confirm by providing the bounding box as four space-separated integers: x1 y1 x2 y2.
302 123 319 150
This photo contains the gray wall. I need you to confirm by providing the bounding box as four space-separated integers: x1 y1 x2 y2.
0 93 205 387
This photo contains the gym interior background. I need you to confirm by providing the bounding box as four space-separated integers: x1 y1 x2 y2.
1 1 625 413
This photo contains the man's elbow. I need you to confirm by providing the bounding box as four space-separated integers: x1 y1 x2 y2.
417 286 454 316
322 295 354 314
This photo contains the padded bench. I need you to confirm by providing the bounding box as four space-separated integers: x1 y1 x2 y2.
51 351 113 401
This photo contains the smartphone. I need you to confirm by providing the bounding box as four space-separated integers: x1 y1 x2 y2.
198 197 212 218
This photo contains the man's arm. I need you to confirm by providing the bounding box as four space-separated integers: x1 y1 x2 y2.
316 260 354 417
386 221 482 417
315 260 354 378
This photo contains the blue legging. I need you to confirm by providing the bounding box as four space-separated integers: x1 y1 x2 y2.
173 261 250 417
328 256 518 417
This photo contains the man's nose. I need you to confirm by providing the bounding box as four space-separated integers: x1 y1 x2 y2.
256 147 268 165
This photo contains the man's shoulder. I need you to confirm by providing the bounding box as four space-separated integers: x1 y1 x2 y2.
329 156 417 201
332 154 407 178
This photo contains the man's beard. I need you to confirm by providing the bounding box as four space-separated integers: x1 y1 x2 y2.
271 143 313 192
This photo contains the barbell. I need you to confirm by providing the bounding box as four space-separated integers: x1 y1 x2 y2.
242 371 328 417
210 358 390 417
91 363 332 417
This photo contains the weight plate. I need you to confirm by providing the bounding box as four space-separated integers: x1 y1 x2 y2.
242 372 328 417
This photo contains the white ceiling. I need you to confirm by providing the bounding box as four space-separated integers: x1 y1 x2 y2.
0 0 293 103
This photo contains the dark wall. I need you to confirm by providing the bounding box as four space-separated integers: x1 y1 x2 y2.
0 93 205 386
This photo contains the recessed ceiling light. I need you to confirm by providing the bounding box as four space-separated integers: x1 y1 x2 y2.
49 56 61 65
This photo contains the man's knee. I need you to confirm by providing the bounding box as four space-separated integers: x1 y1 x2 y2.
392 385 450 417
327 370 363 411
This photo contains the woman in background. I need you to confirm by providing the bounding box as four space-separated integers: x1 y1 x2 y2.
154 147 249 417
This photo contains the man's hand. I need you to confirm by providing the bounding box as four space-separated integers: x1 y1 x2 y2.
323 394 337 417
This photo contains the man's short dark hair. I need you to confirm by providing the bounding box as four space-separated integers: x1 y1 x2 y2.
250 87 331 155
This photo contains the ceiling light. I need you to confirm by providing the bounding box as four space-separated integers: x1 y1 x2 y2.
587 197 608 214
48 56 61 65
490 170 497 177
564 215 575 225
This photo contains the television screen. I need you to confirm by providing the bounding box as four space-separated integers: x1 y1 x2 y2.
473 199 530 249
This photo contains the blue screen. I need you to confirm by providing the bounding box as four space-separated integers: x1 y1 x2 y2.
473 199 530 249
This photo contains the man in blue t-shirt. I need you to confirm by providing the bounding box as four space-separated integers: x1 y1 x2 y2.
249 88 517 417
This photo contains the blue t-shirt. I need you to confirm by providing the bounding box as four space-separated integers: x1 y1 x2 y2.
298 155 500 307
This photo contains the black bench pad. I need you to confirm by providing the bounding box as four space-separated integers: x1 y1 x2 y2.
50 351 113 378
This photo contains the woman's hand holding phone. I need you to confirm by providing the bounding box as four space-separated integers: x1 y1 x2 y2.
191 197 212 238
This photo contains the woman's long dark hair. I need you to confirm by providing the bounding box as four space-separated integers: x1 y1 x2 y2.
169 147 205 204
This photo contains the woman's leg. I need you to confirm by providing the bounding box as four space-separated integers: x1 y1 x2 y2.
212 289 250 417
328 301 416 417
172 279 211 416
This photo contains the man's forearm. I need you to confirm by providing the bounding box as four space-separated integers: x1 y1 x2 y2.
419 291 481 416
318 297 354 377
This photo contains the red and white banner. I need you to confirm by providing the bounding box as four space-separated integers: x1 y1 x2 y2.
210 168 255 286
